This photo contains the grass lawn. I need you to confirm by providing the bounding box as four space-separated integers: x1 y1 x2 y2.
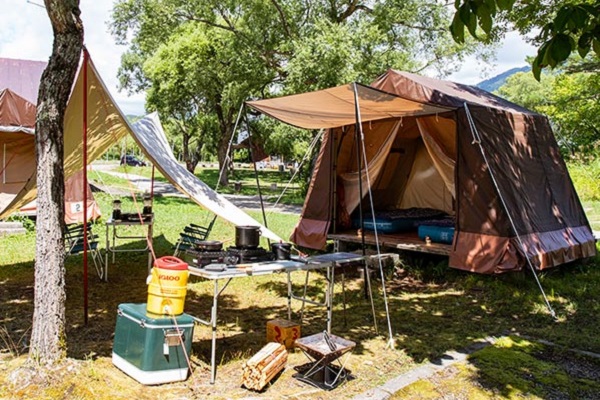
1 171 600 398
104 163 305 205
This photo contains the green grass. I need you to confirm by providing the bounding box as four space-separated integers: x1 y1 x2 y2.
2 162 600 398
1 191 599 398
106 163 305 205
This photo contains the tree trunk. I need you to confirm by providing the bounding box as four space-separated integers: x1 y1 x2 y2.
29 0 83 365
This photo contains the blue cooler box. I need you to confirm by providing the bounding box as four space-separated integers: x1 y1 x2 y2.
112 303 194 385
418 225 455 244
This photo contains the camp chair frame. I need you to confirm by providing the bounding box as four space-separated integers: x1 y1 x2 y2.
65 222 104 280
173 217 216 257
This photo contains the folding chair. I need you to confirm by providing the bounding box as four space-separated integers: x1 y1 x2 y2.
173 217 216 257
65 222 104 280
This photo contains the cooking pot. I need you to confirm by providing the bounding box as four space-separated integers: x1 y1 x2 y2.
271 242 292 260
195 240 223 251
235 226 261 249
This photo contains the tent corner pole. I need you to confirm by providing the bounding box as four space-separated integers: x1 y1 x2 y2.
242 104 271 242
352 83 369 302
82 46 89 325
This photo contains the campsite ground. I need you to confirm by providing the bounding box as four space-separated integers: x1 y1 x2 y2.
1 164 600 399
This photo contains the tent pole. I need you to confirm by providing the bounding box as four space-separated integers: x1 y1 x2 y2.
243 105 270 239
353 83 376 315
82 47 89 325
464 103 556 319
332 129 339 237
216 102 244 193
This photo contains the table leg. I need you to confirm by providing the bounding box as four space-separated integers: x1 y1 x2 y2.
286 271 292 321
104 225 109 281
111 225 116 265
210 280 219 384
300 270 310 324
147 223 153 274
326 262 334 334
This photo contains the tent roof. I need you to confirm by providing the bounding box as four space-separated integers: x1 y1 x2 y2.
372 69 537 115
0 57 46 103
246 83 451 130
0 88 36 134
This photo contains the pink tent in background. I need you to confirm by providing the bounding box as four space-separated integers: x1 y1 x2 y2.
0 57 101 223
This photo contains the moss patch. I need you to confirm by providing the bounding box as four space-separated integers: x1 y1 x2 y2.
394 336 600 399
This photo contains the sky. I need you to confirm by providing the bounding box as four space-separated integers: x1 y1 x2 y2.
1 1 537 116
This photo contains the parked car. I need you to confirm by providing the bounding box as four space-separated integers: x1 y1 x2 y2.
120 154 147 167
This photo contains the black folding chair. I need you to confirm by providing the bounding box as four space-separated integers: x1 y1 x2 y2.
65 222 104 280
173 217 216 257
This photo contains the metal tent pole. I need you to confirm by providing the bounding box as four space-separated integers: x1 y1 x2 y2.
243 105 270 235
82 47 89 325
352 83 378 332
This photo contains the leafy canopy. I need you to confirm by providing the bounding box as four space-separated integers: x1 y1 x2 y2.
450 0 600 79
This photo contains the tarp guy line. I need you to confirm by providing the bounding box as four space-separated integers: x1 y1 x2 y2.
464 103 556 319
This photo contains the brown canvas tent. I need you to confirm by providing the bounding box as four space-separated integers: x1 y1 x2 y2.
0 57 101 223
248 71 596 274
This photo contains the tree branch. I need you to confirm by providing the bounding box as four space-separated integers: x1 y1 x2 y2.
270 0 292 38
338 1 372 22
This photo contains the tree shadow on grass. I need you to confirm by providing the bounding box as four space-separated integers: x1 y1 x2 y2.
2 233 599 398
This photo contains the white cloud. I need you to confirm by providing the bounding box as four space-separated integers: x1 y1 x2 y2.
0 0 146 115
449 31 537 85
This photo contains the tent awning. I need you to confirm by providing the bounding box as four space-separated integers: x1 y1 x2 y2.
246 83 452 130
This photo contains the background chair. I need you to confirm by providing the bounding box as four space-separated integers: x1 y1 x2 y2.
65 222 104 280
173 217 216 257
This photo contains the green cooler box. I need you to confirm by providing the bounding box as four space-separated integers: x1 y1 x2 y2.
112 303 195 385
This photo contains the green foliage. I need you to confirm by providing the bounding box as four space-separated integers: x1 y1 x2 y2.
568 159 600 201
451 0 600 79
497 65 600 158
111 0 483 179
6 214 35 232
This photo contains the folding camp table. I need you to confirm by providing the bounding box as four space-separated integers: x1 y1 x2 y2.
104 214 154 281
187 252 365 384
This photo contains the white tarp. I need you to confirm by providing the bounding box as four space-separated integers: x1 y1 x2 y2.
131 113 283 242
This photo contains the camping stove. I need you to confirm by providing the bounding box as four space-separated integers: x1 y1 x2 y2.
226 246 275 264
186 247 274 267
185 249 232 267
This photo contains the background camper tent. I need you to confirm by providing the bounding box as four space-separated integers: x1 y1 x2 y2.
0 57 101 223
249 71 596 274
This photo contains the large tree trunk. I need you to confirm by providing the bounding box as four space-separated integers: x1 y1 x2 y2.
29 0 83 365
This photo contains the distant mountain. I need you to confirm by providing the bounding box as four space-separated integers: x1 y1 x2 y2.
476 66 531 92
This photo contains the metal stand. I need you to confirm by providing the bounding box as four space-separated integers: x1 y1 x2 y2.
293 331 355 390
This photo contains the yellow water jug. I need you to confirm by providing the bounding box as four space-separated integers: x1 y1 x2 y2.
147 256 189 315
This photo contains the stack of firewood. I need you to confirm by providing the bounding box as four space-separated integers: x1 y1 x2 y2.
242 342 288 391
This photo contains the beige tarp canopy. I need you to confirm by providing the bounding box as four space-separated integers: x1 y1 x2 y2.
246 83 449 129
0 54 282 241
